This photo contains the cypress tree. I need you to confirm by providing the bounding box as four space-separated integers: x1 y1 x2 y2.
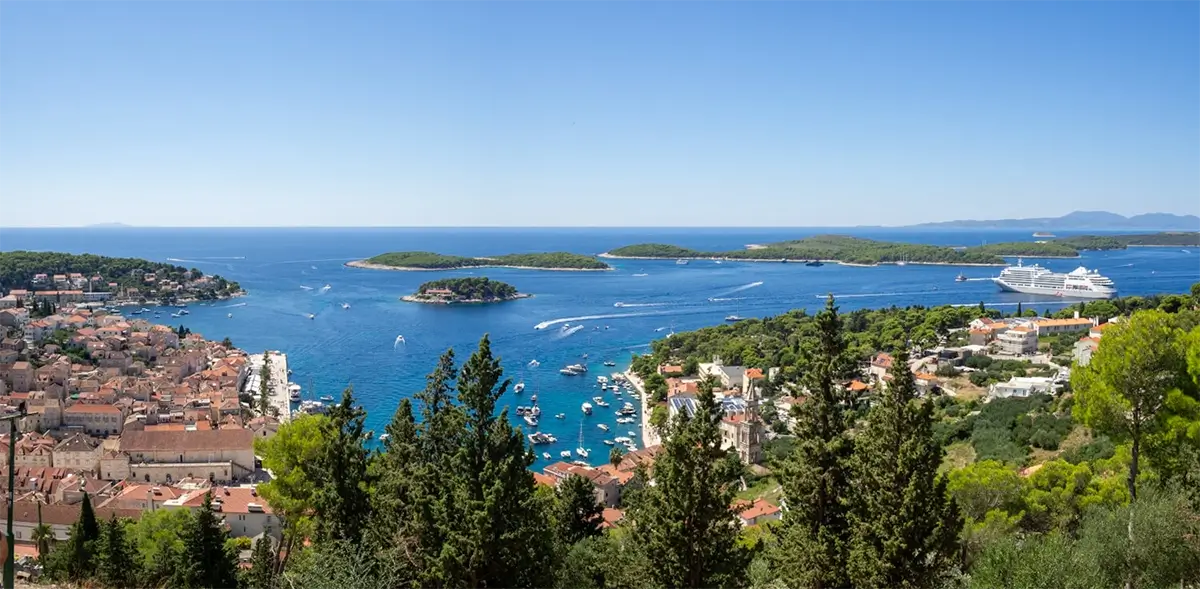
96 516 137 588
440 335 555 588
773 295 857 589
246 535 279 589
60 492 102 580
312 385 374 544
631 381 752 588
173 492 239 589
79 492 100 543
1016 302 1023 317
555 473 604 546
847 348 963 588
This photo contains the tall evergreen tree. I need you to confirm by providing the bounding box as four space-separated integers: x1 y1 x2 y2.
55 492 103 580
79 491 100 543
439 335 555 588
96 516 137 588
173 492 240 589
555 473 604 546
773 295 857 589
312 385 374 544
631 381 752 588
847 348 963 588
246 535 279 589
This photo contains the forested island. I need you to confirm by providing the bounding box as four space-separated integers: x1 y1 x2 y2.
1055 231 1200 250
402 277 529 304
604 235 1011 265
0 251 243 301
350 251 611 271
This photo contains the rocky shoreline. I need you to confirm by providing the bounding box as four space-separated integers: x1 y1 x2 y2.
597 253 1007 267
400 293 532 305
347 260 610 272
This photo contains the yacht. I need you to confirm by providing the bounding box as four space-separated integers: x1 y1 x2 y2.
993 259 1117 299
581 402 593 415
676 259 689 265
598 423 609 432
528 432 553 445
568 363 587 373
524 414 539 427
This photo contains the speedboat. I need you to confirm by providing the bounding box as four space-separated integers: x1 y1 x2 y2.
543 452 552 460
514 382 525 394
597 424 609 432
524 415 539 427
956 273 967 282
596 399 610 408
308 314 315 320
581 402 593 415
805 260 824 267
179 309 189 315
555 413 566 420
603 361 616 367
342 303 351 309
319 395 335 402
228 313 233 319
676 259 688 265
560 450 572 458
379 433 390 442
604 440 614 446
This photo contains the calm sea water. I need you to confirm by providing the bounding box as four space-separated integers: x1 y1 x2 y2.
2 227 1197 467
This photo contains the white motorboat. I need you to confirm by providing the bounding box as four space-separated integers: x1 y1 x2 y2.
543 452 552 460
514 382 525 394
342 303 350 309
581 402 593 415
598 424 609 432
560 450 572 458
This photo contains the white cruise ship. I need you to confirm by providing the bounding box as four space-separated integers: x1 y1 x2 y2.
992 259 1116 299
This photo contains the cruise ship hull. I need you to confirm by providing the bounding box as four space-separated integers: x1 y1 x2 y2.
993 278 1116 299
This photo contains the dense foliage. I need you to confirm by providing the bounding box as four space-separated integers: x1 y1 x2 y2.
966 241 1080 257
609 235 1010 265
366 250 610 269
0 250 240 298
1057 231 1200 250
414 276 521 301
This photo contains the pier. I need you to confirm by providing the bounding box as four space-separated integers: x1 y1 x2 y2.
244 351 292 422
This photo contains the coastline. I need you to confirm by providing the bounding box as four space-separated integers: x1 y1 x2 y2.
598 253 1008 268
400 293 532 305
347 260 610 272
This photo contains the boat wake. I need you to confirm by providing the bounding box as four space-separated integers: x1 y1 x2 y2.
613 302 670 308
318 284 332 294
632 273 649 277
708 296 746 302
535 311 670 330
556 325 586 339
222 302 248 308
166 257 216 265
711 281 764 298
300 285 314 290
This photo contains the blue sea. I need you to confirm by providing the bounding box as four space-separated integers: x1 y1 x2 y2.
2 227 1197 468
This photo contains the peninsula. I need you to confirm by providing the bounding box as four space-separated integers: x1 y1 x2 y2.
401 277 530 304
1054 232 1200 250
0 251 244 303
349 251 611 271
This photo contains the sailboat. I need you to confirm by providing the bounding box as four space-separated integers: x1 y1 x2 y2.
575 422 589 459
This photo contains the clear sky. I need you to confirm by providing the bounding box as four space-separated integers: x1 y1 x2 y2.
1 1 1197 228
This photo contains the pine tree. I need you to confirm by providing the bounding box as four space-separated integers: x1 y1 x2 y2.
555 473 604 546
773 295 857 589
847 348 963 588
96 516 137 588
312 385 374 544
58 492 103 580
246 535 278 589
439 335 556 588
173 492 240 589
631 382 752 588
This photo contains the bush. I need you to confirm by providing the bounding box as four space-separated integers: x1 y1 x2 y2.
936 364 961 378
965 355 994 369
969 372 990 387
1061 435 1116 464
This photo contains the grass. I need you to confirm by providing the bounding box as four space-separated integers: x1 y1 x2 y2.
737 475 782 503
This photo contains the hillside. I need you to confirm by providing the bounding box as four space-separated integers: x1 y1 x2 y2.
908 210 1200 231
356 251 609 271
0 251 242 300
1056 232 1200 250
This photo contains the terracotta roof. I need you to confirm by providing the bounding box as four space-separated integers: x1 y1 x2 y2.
600 507 624 528
120 429 254 453
181 486 272 514
737 498 780 521
65 403 122 415
1034 318 1093 328
848 380 870 392
8 499 141 526
532 473 558 488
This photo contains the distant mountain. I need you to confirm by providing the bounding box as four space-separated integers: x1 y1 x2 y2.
908 211 1199 231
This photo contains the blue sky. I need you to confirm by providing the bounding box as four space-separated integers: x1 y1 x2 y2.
1 1 1197 227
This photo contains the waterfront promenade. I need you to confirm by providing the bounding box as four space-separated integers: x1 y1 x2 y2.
623 370 661 449
244 351 291 422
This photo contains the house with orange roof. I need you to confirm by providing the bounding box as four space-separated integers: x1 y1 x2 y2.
168 486 280 539
63 403 125 436
1088 319 1122 339
867 352 894 382
1032 316 1096 335
735 498 781 526
1073 336 1100 367
600 507 625 529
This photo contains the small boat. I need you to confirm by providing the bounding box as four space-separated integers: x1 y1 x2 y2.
289 391 300 402
379 433 390 442
725 315 745 322
627 431 637 437
543 452 552 460
319 395 335 402
576 447 590 458
676 259 689 265
555 413 566 419
955 273 968 282
581 402 593 415
603 361 616 367
170 312 181 318
530 394 538 403
308 314 315 320
130 310 143 315
598 424 609 432
597 376 608 385
179 309 189 315
524 414 539 427
568 364 587 373
227 313 233 318
342 303 350 309
805 260 824 267
604 440 614 446
514 382 525 394
560 450 572 458
626 444 638 452
595 399 610 408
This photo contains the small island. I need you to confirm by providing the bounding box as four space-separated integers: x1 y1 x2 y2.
349 251 611 271
401 277 530 305
1055 232 1200 250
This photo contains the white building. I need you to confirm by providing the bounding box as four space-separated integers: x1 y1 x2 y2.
989 376 1055 399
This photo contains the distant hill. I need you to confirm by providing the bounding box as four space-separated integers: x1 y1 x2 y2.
908 211 1199 231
